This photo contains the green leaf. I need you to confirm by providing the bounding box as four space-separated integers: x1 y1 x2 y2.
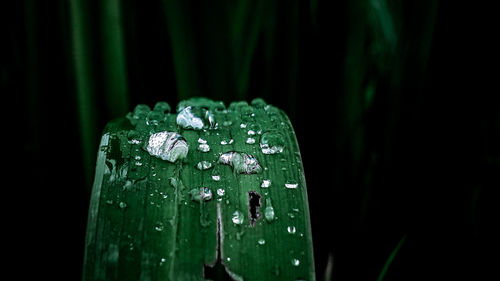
83 98 315 280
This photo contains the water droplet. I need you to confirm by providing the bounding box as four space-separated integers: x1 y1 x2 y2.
219 152 262 174
127 130 142 144
261 179 271 188
176 106 204 130
128 104 151 125
285 182 299 189
155 222 164 232
264 198 275 222
198 138 207 144
119 202 127 209
291 258 300 266
196 160 213 170
246 137 256 144
146 111 164 126
217 188 225 196
240 123 247 128
232 210 244 225
226 257 231 262
260 131 285 154
251 98 267 108
145 131 188 163
197 143 210 152
248 130 256 135
287 226 297 234
223 121 233 126
211 175 220 181
258 238 266 245
153 101 171 113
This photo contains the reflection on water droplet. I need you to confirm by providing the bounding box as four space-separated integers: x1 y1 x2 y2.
291 258 300 266
261 179 271 188
189 187 213 202
198 138 207 144
196 160 213 170
260 131 285 154
240 123 247 128
211 175 220 181
248 130 256 135
246 137 256 144
285 182 299 189
217 188 225 196
155 222 164 232
258 238 266 245
287 226 296 234
232 210 244 225
145 131 188 163
198 143 210 152
219 152 262 174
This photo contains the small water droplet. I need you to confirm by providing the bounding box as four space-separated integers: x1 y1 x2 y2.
248 130 256 135
264 198 275 222
246 137 256 144
240 123 247 128
226 257 231 262
198 138 207 144
198 143 210 152
285 182 299 189
211 175 220 181
232 210 244 225
119 202 127 209
155 222 164 232
287 226 296 234
146 111 164 126
291 258 300 266
196 160 213 170
260 131 285 154
258 238 266 245
145 131 188 163
217 188 225 196
261 179 271 188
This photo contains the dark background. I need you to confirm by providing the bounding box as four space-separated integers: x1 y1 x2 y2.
2 0 497 280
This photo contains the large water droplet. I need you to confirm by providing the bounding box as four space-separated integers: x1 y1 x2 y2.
176 106 204 130
264 198 275 222
219 152 262 174
232 210 244 225
145 131 188 163
260 131 285 154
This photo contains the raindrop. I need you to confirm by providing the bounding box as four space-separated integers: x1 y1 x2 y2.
146 111 164 126
247 130 256 135
261 179 271 188
258 239 266 245
285 182 299 189
264 198 275 222
155 222 164 232
145 131 188 163
198 138 207 144
287 226 297 234
176 106 204 130
219 152 262 174
196 160 213 170
211 175 220 181
198 143 210 152
119 202 127 209
232 210 244 225
291 258 300 266
260 131 285 154
240 123 247 128
246 137 256 144
153 101 171 113
189 187 213 202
